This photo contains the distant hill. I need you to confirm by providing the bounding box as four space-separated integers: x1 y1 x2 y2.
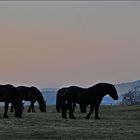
116 80 140 95
41 80 140 105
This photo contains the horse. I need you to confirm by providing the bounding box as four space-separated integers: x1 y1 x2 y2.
60 83 118 120
0 84 22 118
10 86 46 112
56 87 87 113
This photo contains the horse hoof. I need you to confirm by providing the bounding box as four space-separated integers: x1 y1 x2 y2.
95 117 100 120
62 115 67 119
15 116 22 118
3 115 9 118
70 116 76 119
85 117 90 120
85 116 90 120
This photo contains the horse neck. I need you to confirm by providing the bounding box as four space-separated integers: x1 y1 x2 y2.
90 85 109 97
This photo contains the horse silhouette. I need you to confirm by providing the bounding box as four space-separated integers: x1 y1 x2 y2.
56 87 87 113
60 83 118 120
0 84 22 118
10 86 46 112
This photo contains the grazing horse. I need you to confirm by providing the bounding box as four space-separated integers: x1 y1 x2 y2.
60 83 118 120
56 88 87 113
0 84 22 118
10 86 46 112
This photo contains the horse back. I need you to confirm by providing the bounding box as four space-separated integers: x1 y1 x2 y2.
17 86 32 100
0 84 19 101
65 86 90 103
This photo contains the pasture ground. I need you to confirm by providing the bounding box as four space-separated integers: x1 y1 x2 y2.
0 105 139 140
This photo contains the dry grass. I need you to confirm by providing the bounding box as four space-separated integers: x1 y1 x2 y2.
0 105 139 140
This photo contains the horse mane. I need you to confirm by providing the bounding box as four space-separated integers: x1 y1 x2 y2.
89 82 114 89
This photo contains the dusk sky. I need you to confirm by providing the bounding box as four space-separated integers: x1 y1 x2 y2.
0 1 140 89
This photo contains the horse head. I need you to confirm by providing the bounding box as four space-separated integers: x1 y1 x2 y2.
39 100 46 112
31 86 47 112
108 84 118 100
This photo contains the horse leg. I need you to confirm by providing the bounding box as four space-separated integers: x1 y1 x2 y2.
28 101 35 112
72 102 76 112
85 104 94 120
61 101 67 119
80 104 83 113
31 102 36 112
80 104 86 113
21 102 25 111
28 102 32 112
3 102 9 118
10 103 14 112
95 104 100 120
61 106 67 119
68 102 76 119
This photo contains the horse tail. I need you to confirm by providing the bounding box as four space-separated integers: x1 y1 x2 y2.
56 90 61 112
56 88 67 112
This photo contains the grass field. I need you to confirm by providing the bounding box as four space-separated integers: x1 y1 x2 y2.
0 105 139 140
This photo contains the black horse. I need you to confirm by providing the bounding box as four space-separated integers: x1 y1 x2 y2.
56 87 87 113
60 83 118 120
10 86 46 112
0 84 22 118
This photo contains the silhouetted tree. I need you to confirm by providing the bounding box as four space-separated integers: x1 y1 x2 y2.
121 87 140 105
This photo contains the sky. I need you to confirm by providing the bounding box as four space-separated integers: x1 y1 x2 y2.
0 1 140 89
